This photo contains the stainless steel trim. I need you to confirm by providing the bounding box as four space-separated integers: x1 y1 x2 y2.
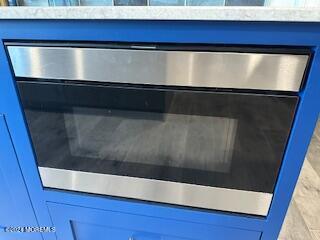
8 46 308 91
39 167 272 216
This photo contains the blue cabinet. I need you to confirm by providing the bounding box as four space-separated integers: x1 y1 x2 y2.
48 202 261 240
0 19 320 240
0 115 41 240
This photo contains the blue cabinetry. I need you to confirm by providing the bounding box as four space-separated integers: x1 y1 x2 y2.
48 202 261 240
0 19 319 240
0 115 41 240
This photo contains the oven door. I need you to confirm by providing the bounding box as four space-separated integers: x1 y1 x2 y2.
7 44 306 216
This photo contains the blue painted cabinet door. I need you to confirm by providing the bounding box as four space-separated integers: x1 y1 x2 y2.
0 115 41 240
48 202 261 240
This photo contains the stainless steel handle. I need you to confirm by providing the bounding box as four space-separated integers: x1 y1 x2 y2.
39 167 272 216
7 45 309 92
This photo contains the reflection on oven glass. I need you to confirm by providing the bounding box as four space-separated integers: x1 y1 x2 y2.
64 107 237 173
20 79 297 193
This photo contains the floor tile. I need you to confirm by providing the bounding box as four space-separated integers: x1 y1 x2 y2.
311 231 320 240
314 120 320 141
306 134 320 177
279 200 313 240
294 160 320 230
281 120 320 239
294 159 320 197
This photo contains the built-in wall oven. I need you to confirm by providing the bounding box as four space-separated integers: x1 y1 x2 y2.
6 42 309 216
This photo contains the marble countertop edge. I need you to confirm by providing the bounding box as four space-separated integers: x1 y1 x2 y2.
0 6 320 22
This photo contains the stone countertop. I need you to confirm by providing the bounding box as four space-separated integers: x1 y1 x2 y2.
0 6 320 22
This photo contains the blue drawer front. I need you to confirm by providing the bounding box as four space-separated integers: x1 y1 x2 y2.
72 221 187 240
48 202 261 240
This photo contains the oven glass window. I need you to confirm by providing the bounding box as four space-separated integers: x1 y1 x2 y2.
18 81 297 193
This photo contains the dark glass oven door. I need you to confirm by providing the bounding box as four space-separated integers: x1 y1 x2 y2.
17 80 297 216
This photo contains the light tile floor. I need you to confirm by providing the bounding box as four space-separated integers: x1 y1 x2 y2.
279 120 320 240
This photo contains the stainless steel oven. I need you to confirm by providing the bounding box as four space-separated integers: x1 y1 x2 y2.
6 42 309 216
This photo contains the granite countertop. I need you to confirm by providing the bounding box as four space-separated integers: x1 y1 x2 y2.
0 6 320 22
